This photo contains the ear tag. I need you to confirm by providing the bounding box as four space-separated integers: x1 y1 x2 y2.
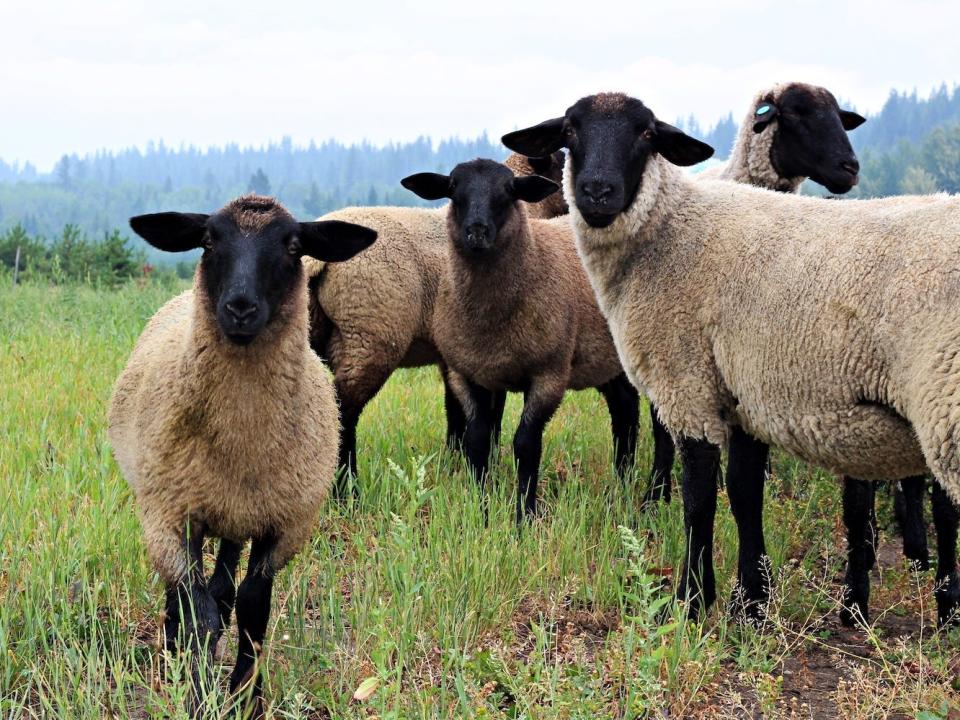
756 104 772 116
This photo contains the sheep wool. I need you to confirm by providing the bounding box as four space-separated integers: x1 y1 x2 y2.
108 266 339 583
564 155 960 504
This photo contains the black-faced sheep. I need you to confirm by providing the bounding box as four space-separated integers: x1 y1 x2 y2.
503 93 960 627
109 196 376 716
402 159 641 522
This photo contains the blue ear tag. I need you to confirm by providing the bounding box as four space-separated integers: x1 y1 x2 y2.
756 104 772 116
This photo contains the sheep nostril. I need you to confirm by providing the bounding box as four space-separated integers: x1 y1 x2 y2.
225 299 258 322
841 159 860 176
582 181 614 205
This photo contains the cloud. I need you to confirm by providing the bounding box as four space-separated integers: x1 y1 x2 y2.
2 0 958 169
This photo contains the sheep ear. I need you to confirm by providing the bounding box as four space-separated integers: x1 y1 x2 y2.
502 117 566 157
752 102 779 133
839 110 866 131
129 212 209 252
298 220 377 262
511 175 560 204
401 173 452 200
652 121 715 166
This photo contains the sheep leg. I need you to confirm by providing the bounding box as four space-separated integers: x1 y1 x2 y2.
229 534 278 716
931 482 960 626
677 436 721 619
162 524 219 716
644 404 676 505
839 477 877 627
894 476 930 569
462 380 496 488
334 364 393 492
597 373 640 480
490 390 508 448
440 363 469 450
514 382 565 523
207 538 243 644
726 426 770 622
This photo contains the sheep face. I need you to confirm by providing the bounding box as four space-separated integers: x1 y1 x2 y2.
758 83 865 194
130 197 376 346
401 159 557 257
502 94 713 228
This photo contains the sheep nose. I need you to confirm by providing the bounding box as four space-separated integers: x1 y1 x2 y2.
581 180 614 205
840 158 860 176
466 223 489 243
225 297 258 322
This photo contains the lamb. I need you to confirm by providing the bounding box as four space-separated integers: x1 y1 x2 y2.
304 154 581 486
401 159 641 522
502 92 960 627
108 196 376 716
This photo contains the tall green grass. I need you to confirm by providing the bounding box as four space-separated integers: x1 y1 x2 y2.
0 282 956 718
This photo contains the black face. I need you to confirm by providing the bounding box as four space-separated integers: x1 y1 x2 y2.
129 202 377 346
756 85 866 194
401 159 558 257
502 94 714 228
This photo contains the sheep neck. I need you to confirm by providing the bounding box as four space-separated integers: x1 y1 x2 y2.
444 205 536 326
185 267 310 422
720 90 804 193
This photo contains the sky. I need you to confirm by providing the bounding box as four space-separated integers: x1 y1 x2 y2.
2 0 960 171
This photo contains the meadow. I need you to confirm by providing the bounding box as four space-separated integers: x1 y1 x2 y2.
1 280 958 719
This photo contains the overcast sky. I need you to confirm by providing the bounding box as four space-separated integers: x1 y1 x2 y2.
3 0 959 170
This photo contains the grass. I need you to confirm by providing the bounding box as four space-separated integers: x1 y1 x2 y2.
1 280 958 719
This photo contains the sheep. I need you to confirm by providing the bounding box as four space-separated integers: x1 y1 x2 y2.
649 83 934 589
634 82 871 507
303 154 582 487
401 159 642 522
502 92 960 627
108 195 376 716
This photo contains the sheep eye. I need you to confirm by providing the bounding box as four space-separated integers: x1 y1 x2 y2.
640 129 655 141
287 237 302 256
202 234 214 251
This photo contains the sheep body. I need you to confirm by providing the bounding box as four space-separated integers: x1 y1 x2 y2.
565 156 960 503
109 269 338 582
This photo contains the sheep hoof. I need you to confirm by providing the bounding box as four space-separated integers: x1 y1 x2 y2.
935 573 960 628
728 586 768 626
839 602 869 628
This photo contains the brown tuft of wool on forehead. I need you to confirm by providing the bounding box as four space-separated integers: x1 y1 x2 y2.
222 194 293 234
591 92 629 113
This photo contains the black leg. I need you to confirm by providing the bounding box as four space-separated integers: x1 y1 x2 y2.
896 476 930 569
839 477 877 627
229 534 279 716
164 524 220 717
597 373 640 479
208 538 243 643
336 407 361 494
442 367 468 450
677 435 721 618
931 482 960 627
462 380 496 488
513 387 564 523
489 390 508 448
644 404 676 505
726 426 770 622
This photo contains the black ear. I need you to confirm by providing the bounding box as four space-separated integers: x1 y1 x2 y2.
401 173 452 200
298 220 377 262
751 102 779 133
839 110 867 131
652 121 715 166
129 212 209 252
502 117 566 157
511 175 560 204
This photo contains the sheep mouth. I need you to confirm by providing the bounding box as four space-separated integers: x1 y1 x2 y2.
225 331 258 346
581 210 618 228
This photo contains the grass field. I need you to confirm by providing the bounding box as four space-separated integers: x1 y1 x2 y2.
1 280 958 719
